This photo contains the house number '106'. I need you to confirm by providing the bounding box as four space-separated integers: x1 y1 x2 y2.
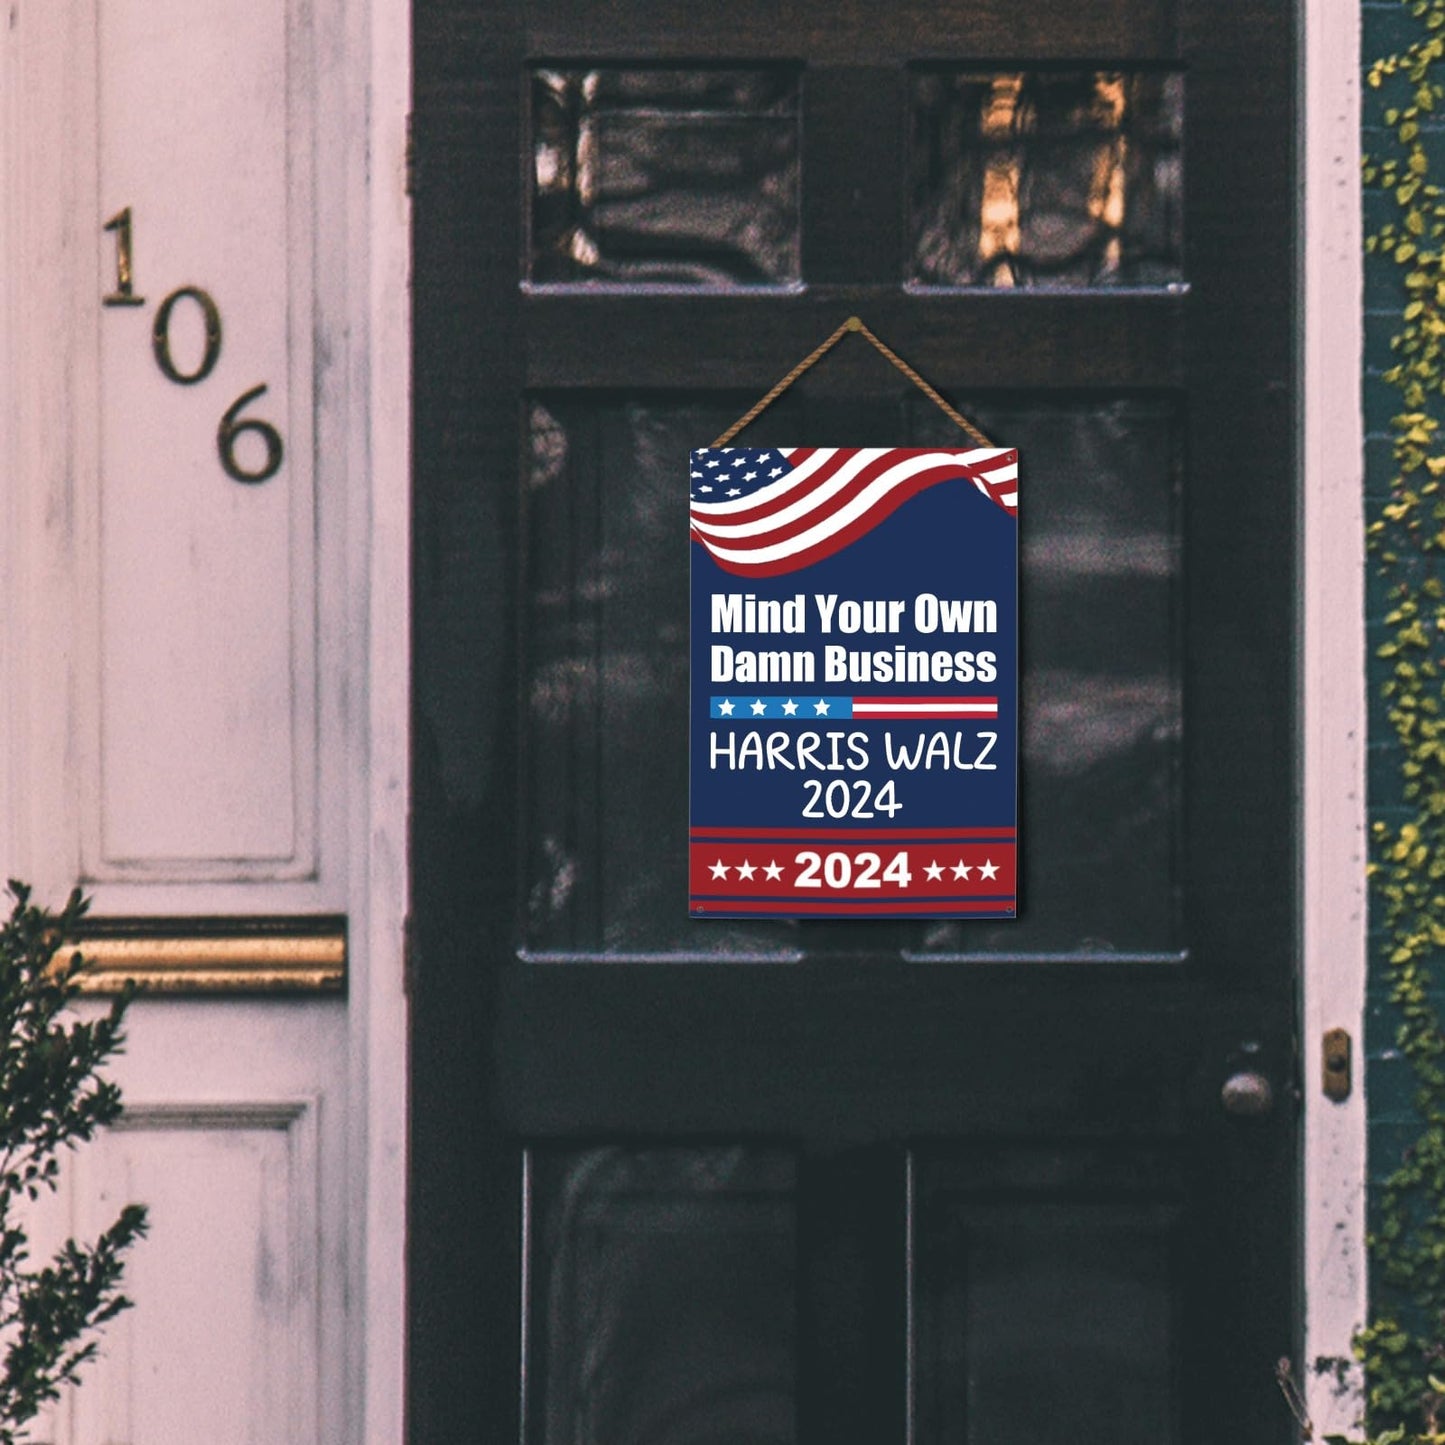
102 207 284 486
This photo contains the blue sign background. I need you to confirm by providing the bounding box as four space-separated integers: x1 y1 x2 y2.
689 446 1019 919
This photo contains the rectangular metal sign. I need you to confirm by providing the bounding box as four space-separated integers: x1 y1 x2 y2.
689 445 1019 919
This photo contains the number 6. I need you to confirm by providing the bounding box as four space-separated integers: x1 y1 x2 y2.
217 384 284 485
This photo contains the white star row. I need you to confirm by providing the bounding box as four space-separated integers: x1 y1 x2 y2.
716 698 828 716
709 858 786 881
693 454 786 488
693 450 781 470
922 858 1000 881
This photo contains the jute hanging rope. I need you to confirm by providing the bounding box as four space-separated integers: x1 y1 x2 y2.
710 315 995 450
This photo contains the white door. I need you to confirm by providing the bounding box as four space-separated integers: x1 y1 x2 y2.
0 2 409 1439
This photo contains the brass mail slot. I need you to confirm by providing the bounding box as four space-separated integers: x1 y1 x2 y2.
53 917 347 996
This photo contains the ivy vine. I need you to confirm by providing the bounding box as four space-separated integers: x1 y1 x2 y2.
1360 0 1445 1433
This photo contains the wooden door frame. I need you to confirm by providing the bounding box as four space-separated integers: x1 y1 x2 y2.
1300 0 1368 1431
354 1 412 1441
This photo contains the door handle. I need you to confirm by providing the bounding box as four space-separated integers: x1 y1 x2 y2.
1220 1070 1274 1117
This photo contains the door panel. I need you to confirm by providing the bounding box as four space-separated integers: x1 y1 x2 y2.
521 0 1178 63
524 1147 799 1445
520 392 1182 958
522 296 1184 390
913 1147 1184 1445
412 0 1297 1438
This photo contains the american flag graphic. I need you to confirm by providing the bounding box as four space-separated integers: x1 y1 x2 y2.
689 446 1019 578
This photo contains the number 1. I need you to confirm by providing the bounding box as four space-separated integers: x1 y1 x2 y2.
102 208 145 307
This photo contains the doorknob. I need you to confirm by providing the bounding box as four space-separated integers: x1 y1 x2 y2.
1221 1070 1274 1117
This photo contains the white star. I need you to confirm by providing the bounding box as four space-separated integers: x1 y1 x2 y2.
743 471 757 481
781 699 799 716
717 698 735 716
925 860 944 880
726 488 741 496
709 859 730 879
736 860 757 880
750 699 767 715
706 459 720 468
720 447 735 452
699 485 712 492
813 699 830 715
691 470 703 478
756 452 771 462
952 860 972 880
764 860 784 880
731 456 747 467
978 859 999 880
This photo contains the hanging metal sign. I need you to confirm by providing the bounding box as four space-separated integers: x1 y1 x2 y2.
689 444 1019 919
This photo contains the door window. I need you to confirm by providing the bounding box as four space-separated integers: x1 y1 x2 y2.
530 67 802 287
910 69 1184 288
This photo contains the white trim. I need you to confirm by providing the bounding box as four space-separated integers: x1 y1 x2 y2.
0 2 15 884
354 0 411 1439
1302 0 1368 1430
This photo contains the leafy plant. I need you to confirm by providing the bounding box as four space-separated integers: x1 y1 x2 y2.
0 883 146 1442
1362 0 1445 1434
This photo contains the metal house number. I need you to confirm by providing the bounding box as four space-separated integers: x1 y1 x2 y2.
102 206 285 486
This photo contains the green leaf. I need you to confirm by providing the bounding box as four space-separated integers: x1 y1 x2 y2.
0 885 144 1436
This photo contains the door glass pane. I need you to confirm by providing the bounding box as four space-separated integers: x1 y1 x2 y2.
530 68 801 286
915 1151 1181 1445
524 1147 797 1445
524 398 801 956
910 397 1182 956
524 395 1180 958
910 70 1183 288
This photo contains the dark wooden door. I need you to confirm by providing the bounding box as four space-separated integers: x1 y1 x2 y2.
411 0 1297 1440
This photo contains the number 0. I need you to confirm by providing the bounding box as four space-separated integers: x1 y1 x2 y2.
152 286 222 385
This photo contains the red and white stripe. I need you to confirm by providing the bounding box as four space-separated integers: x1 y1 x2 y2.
850 696 998 718
969 450 1017 512
690 446 1018 578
